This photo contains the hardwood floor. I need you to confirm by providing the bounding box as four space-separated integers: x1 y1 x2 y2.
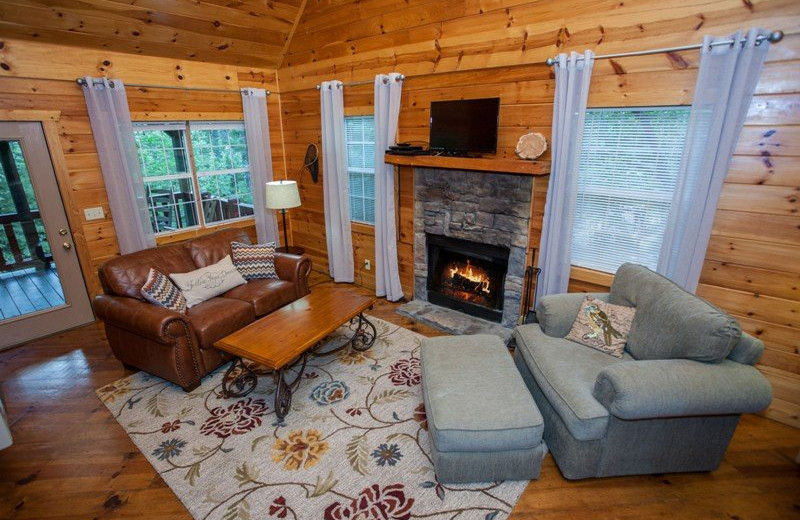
0 279 798 519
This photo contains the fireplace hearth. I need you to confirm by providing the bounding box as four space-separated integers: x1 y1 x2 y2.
427 234 509 323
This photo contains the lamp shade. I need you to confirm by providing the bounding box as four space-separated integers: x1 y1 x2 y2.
265 180 301 210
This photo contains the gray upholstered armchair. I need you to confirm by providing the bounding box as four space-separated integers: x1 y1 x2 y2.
513 263 772 480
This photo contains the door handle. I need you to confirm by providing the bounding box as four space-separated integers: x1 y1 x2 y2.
62 242 72 250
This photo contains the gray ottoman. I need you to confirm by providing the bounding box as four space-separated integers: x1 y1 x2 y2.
421 334 546 484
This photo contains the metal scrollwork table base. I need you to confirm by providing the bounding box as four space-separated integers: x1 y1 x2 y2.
221 312 377 420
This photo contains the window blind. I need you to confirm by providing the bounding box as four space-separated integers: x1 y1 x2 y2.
345 115 376 224
571 107 691 274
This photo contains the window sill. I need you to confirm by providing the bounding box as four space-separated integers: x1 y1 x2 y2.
155 217 256 245
351 222 375 235
570 266 614 288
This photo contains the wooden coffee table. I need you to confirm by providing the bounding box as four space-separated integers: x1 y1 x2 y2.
214 286 378 420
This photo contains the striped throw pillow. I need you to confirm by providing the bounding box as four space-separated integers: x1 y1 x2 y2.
140 268 187 314
231 241 278 280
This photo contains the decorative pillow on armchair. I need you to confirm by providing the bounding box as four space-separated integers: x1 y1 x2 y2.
140 268 187 314
169 255 247 308
565 296 637 358
231 241 278 280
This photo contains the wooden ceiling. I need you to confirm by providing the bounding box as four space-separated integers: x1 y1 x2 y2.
0 0 307 69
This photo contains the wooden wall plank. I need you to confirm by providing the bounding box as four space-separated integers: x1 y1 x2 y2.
725 155 800 186
704 235 800 274
700 260 799 301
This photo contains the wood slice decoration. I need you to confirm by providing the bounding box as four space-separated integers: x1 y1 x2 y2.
515 132 548 160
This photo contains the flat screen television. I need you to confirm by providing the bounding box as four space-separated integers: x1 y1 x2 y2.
429 97 500 154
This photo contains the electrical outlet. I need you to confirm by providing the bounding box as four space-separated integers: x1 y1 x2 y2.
363 259 371 271
84 207 105 220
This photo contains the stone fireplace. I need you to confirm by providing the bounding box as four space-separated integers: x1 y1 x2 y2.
413 168 532 328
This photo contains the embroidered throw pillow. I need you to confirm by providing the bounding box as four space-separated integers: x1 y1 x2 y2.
231 241 278 280
169 255 247 308
140 268 187 314
565 296 637 358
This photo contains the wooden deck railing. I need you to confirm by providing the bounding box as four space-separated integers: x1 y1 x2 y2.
0 211 52 272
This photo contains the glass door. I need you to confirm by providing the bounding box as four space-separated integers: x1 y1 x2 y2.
0 122 93 349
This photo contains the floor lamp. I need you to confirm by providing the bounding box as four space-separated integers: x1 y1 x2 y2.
265 180 304 254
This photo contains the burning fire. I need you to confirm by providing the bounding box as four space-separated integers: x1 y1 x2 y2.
448 260 491 295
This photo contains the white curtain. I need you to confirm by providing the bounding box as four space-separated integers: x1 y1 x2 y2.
0 397 11 450
658 29 771 292
535 51 595 301
373 73 404 301
320 81 354 282
241 88 280 244
81 77 155 254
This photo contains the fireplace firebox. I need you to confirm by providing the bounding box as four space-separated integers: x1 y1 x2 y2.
426 234 509 323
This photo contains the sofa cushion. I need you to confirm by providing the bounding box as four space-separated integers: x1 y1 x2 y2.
170 255 247 308
537 292 610 338
610 263 741 363
223 279 298 316
421 335 543 453
140 268 187 314
514 323 632 441
231 241 279 280
185 228 251 268
99 244 196 300
187 297 254 349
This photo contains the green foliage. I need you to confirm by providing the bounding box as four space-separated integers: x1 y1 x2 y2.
0 141 48 264
133 124 253 233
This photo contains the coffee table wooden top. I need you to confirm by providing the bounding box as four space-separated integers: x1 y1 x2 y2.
214 286 377 370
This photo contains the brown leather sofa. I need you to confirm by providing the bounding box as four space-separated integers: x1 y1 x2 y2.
93 228 312 391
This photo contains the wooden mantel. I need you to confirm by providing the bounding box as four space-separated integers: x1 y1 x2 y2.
385 154 550 175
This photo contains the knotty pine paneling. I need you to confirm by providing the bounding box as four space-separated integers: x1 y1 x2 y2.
0 0 305 68
0 38 287 300
277 0 800 427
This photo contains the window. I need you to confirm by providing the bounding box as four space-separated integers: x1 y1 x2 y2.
133 121 253 235
190 123 253 225
571 107 691 273
345 116 375 224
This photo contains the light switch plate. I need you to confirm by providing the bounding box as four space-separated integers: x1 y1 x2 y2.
84 207 105 220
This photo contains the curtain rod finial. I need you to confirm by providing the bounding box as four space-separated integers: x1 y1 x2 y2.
545 57 556 66
768 30 784 43
316 84 321 90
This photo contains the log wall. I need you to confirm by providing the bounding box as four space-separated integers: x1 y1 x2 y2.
0 38 288 299
276 0 800 427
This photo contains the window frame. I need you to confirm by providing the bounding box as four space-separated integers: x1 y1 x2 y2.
344 114 376 226
133 120 255 237
570 105 691 274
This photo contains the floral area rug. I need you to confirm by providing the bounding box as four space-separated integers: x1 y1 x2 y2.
97 316 528 520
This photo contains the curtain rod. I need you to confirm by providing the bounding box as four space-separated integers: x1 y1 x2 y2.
74 77 270 95
315 74 405 90
545 30 784 65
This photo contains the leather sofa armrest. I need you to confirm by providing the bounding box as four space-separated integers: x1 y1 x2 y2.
536 292 609 337
274 252 313 297
593 359 772 420
93 294 191 344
